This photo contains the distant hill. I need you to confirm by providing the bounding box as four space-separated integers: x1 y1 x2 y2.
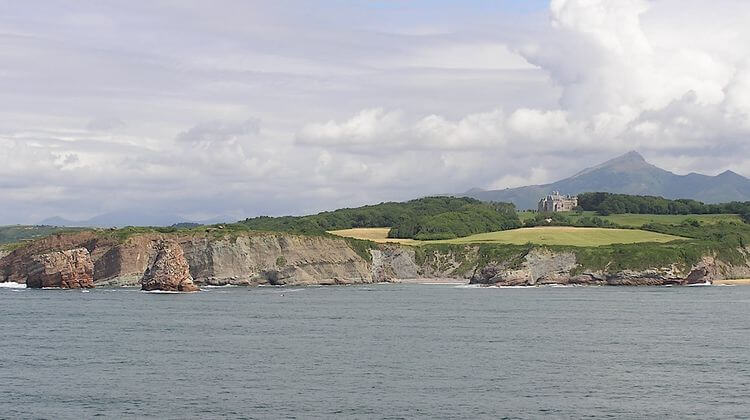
38 211 237 228
0 225 86 246
462 151 750 209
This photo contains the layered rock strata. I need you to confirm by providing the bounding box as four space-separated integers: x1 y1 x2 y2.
2 230 750 288
469 251 744 286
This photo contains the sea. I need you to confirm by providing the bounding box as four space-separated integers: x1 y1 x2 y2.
1 283 749 419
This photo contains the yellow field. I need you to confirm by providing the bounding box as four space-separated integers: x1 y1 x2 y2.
327 228 420 245
329 226 685 247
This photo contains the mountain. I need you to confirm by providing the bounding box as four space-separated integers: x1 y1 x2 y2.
462 151 750 209
39 211 239 228
40 210 189 228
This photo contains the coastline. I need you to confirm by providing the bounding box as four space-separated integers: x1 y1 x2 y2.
712 279 750 285
395 278 470 285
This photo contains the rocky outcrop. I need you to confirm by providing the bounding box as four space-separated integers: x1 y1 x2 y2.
471 248 577 286
26 248 94 289
141 240 199 292
371 246 420 282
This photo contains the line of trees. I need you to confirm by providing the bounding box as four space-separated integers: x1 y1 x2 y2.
389 201 521 240
578 192 750 220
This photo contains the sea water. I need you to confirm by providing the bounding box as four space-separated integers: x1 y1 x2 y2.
1 284 749 418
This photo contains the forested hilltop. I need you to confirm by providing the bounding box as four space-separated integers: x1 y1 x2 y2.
240 197 521 240
578 192 750 221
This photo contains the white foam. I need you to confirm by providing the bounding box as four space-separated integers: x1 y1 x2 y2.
687 281 712 287
453 284 483 288
420 282 467 285
141 290 197 294
0 282 26 289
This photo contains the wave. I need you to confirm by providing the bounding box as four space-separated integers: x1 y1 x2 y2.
687 281 712 287
202 284 239 289
453 284 534 289
140 290 197 294
0 282 26 289
420 282 467 285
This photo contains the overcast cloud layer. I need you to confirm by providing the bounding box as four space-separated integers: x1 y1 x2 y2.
2 0 750 224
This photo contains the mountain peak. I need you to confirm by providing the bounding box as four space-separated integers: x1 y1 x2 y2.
717 169 747 180
619 150 646 162
570 150 654 179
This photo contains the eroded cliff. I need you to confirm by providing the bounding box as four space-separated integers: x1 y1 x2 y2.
141 240 199 292
2 230 750 288
0 231 374 288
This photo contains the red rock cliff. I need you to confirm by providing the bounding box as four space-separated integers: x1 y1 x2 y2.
141 240 199 292
26 248 94 289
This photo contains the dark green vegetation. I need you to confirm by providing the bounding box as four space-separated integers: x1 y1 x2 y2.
579 192 750 218
388 201 521 240
522 211 618 228
463 151 750 209
239 197 521 240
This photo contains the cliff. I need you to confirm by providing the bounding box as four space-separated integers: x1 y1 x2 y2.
0 231 374 288
26 248 94 289
2 231 749 289
467 248 750 286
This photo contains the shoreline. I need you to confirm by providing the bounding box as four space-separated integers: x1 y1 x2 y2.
394 278 470 285
712 279 750 285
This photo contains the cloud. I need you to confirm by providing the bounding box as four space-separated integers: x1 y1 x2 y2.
3 0 750 224
176 119 260 147
488 167 551 190
297 108 507 151
86 117 125 131
297 109 404 148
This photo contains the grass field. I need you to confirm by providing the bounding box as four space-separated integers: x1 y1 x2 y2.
518 211 742 227
329 226 685 247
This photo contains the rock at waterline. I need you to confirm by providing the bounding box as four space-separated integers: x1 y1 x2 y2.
141 240 199 292
26 248 94 289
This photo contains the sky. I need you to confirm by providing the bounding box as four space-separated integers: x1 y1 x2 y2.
2 0 750 224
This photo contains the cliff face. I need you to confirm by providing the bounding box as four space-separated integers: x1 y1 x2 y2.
468 249 750 286
182 234 371 286
2 231 750 288
0 231 374 288
25 248 94 289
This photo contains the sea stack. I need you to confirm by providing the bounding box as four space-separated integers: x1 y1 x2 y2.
141 240 199 292
26 248 95 289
